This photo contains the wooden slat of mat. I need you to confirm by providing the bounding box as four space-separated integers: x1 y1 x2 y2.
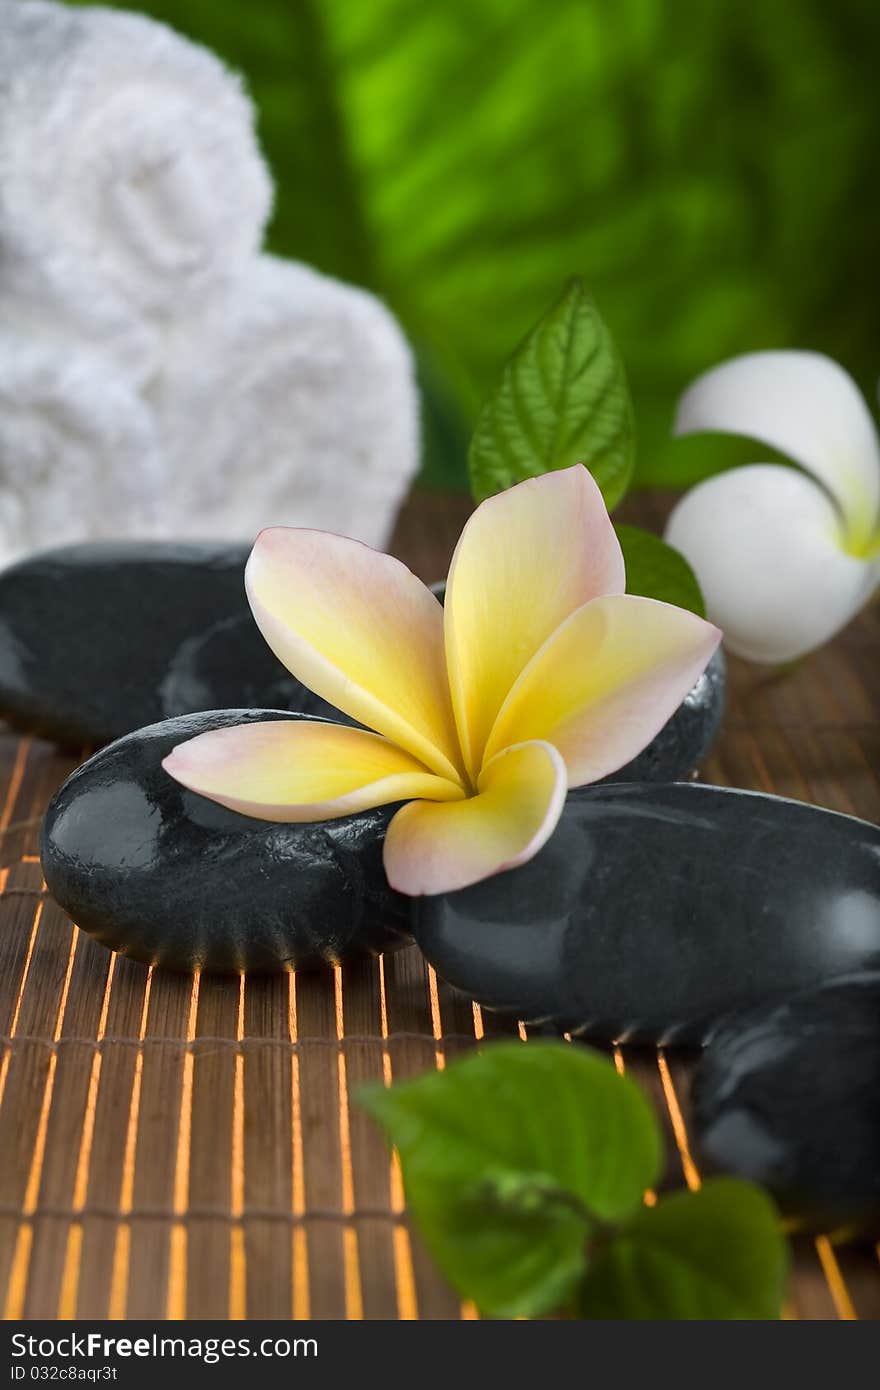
0 865 47 1311
186 973 240 1318
20 931 113 1317
0 865 45 1036
0 737 31 868
74 954 151 1319
834 1243 880 1320
0 879 78 1320
339 957 402 1321
123 971 196 1318
0 738 81 870
287 975 309 1320
294 969 349 1319
242 973 293 1320
0 489 876 1321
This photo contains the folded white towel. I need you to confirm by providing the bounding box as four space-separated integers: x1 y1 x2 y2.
0 223 158 388
0 0 273 316
0 337 164 564
0 3 420 560
151 256 420 549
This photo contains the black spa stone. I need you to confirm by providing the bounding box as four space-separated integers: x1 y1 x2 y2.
692 975 880 1233
411 783 880 1045
0 542 344 747
429 582 725 782
40 710 411 973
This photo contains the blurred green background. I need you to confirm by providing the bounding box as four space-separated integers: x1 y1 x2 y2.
69 0 880 492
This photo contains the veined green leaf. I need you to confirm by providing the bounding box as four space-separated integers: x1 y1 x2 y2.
360 1041 660 1319
616 523 706 616
468 279 635 508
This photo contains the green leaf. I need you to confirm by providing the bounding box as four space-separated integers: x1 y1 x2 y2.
360 1040 660 1318
616 523 706 616
577 1180 788 1320
467 279 635 508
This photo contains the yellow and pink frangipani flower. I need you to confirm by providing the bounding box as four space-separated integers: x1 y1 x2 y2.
163 466 720 896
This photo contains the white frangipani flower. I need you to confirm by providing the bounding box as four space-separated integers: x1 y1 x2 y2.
665 351 880 663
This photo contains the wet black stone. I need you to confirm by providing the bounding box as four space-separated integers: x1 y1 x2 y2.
429 581 725 782
692 975 880 1233
0 542 344 747
40 710 411 973
411 783 880 1045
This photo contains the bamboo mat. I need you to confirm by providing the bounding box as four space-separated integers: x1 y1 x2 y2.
0 489 877 1322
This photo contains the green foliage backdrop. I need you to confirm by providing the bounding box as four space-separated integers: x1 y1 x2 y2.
67 0 880 490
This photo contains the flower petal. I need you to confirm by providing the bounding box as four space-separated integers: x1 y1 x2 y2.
675 351 880 550
483 594 720 785
246 528 464 782
383 740 567 895
162 719 465 821
444 465 625 780
665 465 878 663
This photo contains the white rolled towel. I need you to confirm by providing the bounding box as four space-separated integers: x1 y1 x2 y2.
0 223 158 388
152 256 421 549
0 337 164 564
0 0 273 316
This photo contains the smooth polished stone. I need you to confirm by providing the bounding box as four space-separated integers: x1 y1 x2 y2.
429 581 725 782
693 975 880 1232
411 783 880 1045
41 710 411 973
0 542 343 746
